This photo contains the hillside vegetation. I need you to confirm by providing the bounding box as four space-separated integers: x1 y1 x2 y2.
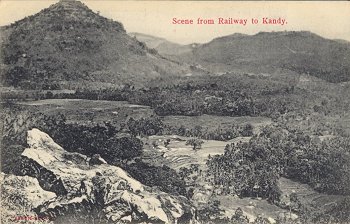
0 0 192 89
175 31 350 83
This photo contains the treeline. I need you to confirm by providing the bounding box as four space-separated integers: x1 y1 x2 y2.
277 110 350 137
4 73 348 123
207 141 281 203
163 123 254 141
129 86 295 118
41 82 299 119
124 159 187 196
207 125 350 202
1 109 143 162
2 74 311 118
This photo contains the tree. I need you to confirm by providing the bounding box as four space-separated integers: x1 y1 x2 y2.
241 123 254 137
45 91 54 99
198 200 223 221
186 138 204 150
231 207 249 224
253 215 270 224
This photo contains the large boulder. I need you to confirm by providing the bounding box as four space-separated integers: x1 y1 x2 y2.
17 128 194 223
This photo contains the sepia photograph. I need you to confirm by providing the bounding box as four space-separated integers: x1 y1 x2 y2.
0 1 350 223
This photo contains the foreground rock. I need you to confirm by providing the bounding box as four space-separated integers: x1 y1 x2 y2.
0 173 56 223
16 128 194 223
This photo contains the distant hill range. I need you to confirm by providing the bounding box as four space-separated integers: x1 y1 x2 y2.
129 32 199 57
138 31 350 83
0 0 193 89
1 0 349 89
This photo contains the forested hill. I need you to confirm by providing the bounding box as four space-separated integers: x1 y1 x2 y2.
0 0 193 89
179 31 350 83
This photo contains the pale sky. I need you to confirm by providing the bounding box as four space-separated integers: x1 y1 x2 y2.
0 1 349 44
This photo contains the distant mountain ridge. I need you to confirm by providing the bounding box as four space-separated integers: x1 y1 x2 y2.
129 32 198 57
0 0 192 89
178 31 350 83
1 0 349 88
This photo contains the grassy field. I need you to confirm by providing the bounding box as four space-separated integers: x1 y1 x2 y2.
142 135 251 170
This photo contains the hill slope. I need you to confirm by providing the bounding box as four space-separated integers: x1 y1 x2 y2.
130 32 198 56
0 0 191 89
180 31 350 83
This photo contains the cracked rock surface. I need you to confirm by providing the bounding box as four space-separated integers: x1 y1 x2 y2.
1 128 194 224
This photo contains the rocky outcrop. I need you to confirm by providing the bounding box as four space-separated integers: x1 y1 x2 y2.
7 128 194 223
0 173 56 223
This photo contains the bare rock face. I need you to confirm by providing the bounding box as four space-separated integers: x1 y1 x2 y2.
17 128 194 223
